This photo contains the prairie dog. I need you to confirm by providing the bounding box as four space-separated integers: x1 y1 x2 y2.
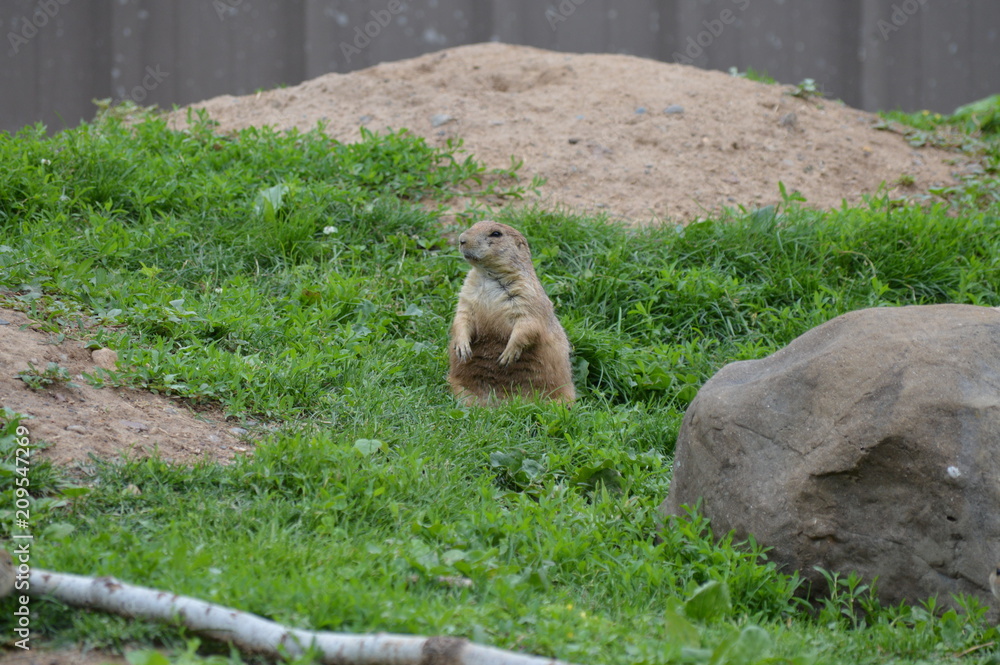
447 221 575 405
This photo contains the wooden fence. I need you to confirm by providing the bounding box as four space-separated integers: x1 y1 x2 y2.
2 0 998 134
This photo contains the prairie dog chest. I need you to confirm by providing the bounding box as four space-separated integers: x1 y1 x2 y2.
466 274 516 306
460 273 530 336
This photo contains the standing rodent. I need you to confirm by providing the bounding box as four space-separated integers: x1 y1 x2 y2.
447 220 575 405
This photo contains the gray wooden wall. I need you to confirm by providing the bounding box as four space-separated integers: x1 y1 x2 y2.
2 0 998 134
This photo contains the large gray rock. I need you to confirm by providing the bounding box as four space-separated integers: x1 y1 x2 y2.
663 304 1000 606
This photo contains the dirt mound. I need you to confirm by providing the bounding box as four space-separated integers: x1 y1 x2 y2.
170 42 964 223
0 308 244 469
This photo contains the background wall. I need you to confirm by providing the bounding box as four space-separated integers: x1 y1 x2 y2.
2 0 998 134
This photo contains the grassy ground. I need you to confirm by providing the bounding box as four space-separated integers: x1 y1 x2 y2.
1 102 999 664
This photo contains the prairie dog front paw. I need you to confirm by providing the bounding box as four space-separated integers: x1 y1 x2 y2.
498 345 522 366
453 338 472 362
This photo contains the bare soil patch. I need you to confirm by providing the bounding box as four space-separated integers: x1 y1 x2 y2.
170 42 966 223
0 648 127 665
0 309 244 469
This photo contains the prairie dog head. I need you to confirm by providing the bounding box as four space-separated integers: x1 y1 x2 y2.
458 221 532 272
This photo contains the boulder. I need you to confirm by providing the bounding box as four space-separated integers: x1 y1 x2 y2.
662 304 1000 607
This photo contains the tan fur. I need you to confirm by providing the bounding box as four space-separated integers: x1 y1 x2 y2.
447 220 575 405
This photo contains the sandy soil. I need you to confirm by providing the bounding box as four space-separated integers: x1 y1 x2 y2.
170 42 967 223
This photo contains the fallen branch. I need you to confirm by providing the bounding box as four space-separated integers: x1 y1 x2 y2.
3 555 576 665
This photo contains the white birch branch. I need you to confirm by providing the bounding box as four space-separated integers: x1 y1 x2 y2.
4 556 578 665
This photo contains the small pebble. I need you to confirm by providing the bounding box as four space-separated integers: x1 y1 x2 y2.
91 348 118 371
0 319 9 325
359 114 373 123
430 113 454 127
229 427 249 436
568 137 580 144
635 106 647 114
65 425 87 434
120 420 149 432
664 105 685 114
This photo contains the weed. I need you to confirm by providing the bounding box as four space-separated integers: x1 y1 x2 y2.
728 67 776 85
788 78 822 100
17 361 72 390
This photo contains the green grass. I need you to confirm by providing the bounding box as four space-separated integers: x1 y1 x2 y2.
1 108 999 664
728 67 777 85
878 98 1000 210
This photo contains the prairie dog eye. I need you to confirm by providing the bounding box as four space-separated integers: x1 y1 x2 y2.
489 231 503 238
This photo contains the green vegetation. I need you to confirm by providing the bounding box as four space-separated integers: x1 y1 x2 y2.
728 67 776 85
16 361 72 391
787 78 821 100
954 95 1000 136
0 106 999 664
878 103 1000 210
